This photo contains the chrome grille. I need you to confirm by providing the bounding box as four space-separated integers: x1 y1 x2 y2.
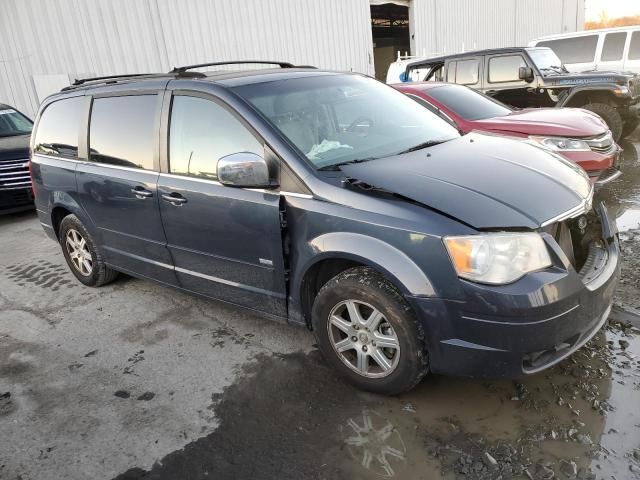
584 131 615 155
630 78 640 98
0 158 31 191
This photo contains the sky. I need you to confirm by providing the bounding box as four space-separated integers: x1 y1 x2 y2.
585 0 640 22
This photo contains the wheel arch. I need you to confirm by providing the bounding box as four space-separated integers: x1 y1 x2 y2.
48 193 93 239
559 86 621 108
294 232 435 327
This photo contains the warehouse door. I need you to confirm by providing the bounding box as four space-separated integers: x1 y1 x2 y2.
370 1 410 81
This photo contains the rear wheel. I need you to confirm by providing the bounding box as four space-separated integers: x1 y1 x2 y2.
311 267 428 394
581 103 623 142
59 214 118 287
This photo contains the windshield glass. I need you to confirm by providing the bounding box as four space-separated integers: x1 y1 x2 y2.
527 48 565 75
0 108 32 137
233 74 459 169
425 84 512 120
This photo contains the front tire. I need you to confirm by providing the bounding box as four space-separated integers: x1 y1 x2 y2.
59 214 118 287
582 103 623 142
311 267 428 395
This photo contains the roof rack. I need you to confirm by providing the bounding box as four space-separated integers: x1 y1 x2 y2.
70 73 151 86
61 73 165 91
170 60 297 74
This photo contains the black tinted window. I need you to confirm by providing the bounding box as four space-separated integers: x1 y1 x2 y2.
89 95 157 170
427 84 512 120
455 59 479 85
169 96 262 180
488 55 526 83
630 32 640 60
601 32 627 61
538 35 598 63
0 108 32 137
34 97 83 157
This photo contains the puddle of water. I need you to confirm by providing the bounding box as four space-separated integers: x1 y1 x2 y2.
598 141 640 232
327 324 640 480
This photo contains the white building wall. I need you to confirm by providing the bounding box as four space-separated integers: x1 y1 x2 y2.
0 0 585 118
0 0 374 117
410 0 585 58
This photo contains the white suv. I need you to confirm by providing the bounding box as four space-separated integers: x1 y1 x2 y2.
529 26 640 74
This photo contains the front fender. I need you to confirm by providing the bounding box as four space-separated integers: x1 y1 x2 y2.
556 84 621 107
306 232 435 297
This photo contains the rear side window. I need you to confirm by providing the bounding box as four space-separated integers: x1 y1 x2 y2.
630 31 640 60
446 62 456 82
169 96 263 181
427 84 512 120
601 32 627 61
538 35 598 63
488 55 526 83
455 59 479 85
33 97 83 158
89 95 157 170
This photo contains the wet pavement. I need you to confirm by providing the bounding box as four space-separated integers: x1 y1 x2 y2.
1 137 640 480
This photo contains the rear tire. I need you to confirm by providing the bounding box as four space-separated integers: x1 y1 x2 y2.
581 103 623 142
59 214 118 287
311 267 428 395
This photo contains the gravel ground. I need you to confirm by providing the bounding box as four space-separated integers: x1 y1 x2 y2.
1 139 639 480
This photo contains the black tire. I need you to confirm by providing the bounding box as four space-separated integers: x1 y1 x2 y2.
311 267 428 395
621 118 639 138
581 103 623 142
59 214 118 287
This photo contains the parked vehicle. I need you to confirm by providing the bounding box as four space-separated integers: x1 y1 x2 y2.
31 62 620 394
396 47 640 141
396 82 621 185
529 26 640 75
0 104 34 214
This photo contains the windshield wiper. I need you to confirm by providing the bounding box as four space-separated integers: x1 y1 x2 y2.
317 157 377 171
396 139 449 155
541 65 565 74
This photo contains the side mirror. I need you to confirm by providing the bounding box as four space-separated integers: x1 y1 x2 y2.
217 152 272 188
518 66 534 82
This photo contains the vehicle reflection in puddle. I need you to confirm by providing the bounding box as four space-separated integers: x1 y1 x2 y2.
599 140 640 232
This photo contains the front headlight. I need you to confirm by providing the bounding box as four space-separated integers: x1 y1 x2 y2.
529 136 590 151
444 233 552 285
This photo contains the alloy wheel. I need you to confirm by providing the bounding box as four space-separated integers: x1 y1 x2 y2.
327 299 400 378
65 229 93 276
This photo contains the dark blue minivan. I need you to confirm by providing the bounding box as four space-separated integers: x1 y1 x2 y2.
30 62 620 394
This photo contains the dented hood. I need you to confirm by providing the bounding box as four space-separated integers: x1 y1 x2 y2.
341 132 592 230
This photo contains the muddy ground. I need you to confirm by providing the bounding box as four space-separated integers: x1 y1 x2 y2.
1 138 640 480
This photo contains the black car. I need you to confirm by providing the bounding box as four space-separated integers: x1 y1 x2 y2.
31 62 619 394
400 47 640 141
0 103 34 214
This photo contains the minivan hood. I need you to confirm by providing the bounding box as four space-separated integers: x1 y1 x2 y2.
0 134 30 161
473 107 607 137
341 133 592 230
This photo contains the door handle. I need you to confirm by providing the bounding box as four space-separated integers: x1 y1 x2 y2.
161 193 188 205
485 90 497 95
131 187 153 199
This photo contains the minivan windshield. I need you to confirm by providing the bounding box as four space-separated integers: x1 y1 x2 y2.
233 74 459 169
0 107 32 137
527 48 567 76
425 84 512 120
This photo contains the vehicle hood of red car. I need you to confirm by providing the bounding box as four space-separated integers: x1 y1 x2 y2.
472 108 607 137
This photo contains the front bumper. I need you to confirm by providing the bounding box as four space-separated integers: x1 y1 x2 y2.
408 204 620 378
0 187 34 214
562 148 621 186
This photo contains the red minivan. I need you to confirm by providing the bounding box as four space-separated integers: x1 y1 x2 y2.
396 82 621 185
